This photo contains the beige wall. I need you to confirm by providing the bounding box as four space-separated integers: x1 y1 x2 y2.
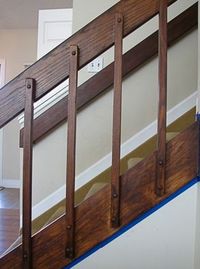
30 0 198 206
73 186 197 269
0 29 37 180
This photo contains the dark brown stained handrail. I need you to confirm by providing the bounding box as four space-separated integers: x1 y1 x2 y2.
22 79 35 269
65 46 79 259
111 13 123 228
156 0 168 196
0 0 177 129
19 3 198 146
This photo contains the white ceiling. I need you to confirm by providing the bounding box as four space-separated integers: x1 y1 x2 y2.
0 0 73 29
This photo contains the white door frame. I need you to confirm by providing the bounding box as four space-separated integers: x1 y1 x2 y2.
0 59 5 186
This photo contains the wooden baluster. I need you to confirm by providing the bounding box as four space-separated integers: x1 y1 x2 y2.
156 0 167 196
22 78 35 269
111 13 123 228
65 45 79 259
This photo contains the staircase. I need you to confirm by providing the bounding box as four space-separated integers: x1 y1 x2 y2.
0 1 199 268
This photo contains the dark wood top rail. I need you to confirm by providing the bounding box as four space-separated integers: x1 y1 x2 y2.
20 3 198 147
0 0 177 129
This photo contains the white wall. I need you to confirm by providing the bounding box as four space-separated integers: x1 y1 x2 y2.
30 0 197 206
72 184 198 269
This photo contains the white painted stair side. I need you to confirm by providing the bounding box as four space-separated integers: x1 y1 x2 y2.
72 183 198 269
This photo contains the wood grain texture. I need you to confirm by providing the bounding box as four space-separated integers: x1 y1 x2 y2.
0 0 177 129
111 13 123 227
22 79 35 269
1 122 198 269
65 46 79 259
156 0 168 196
0 209 20 257
19 3 198 146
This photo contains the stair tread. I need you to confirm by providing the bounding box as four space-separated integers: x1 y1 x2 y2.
127 157 144 169
84 182 108 201
166 132 179 141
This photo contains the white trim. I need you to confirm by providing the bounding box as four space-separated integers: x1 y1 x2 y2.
18 80 69 125
2 179 21 189
18 81 69 125
31 91 197 220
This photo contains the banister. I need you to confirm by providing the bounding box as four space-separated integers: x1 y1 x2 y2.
0 1 198 267
19 3 198 146
0 0 177 129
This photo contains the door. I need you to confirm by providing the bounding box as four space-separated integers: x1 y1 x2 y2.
35 9 73 112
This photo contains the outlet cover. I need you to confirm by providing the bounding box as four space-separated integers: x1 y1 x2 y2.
87 57 103 73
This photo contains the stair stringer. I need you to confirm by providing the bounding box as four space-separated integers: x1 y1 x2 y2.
0 122 198 269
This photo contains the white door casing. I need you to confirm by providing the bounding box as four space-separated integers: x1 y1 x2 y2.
0 59 5 186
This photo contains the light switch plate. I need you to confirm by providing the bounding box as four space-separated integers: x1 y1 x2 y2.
87 57 103 73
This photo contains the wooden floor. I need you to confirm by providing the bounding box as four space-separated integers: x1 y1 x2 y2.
0 188 20 257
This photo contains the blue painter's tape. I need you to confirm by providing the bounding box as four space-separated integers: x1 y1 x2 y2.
63 177 200 269
196 113 200 121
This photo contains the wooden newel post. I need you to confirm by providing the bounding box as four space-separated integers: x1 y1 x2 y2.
156 0 168 196
111 13 123 228
22 78 35 269
65 45 79 259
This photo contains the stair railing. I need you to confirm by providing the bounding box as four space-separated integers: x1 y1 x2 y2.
0 0 179 267
19 3 198 146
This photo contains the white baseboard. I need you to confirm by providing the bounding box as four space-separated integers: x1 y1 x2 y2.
31 91 197 220
2 179 21 188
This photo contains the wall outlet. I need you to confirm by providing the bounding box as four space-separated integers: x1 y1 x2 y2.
87 57 103 73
